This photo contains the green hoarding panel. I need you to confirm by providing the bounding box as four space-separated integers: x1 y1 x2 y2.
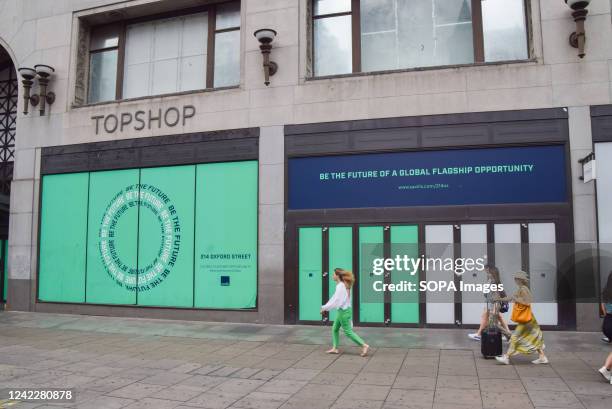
194 161 258 309
298 227 322 321
359 226 384 323
38 173 89 303
328 227 352 322
137 165 195 307
86 169 139 305
391 225 419 324
2 240 6 301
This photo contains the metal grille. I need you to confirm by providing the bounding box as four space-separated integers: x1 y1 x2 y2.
0 66 16 195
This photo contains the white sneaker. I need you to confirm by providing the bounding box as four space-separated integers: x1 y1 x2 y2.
495 356 509 365
468 333 481 341
598 366 612 381
532 357 549 365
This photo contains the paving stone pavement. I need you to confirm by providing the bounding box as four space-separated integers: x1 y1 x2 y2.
0 312 611 409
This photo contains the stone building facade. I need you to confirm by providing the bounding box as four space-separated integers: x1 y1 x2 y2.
0 0 611 331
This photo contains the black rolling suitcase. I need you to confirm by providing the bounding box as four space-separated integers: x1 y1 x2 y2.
481 302 502 359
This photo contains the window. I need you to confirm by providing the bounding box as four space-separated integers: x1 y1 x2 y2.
213 1 241 88
87 1 241 103
312 0 529 77
482 0 529 62
88 25 119 103
38 161 258 309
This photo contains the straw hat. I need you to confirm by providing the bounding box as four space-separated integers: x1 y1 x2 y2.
513 271 530 283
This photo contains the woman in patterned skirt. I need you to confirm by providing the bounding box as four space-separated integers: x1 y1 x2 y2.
495 271 549 365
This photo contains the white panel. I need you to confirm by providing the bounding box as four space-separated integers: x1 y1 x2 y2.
597 142 612 243
180 56 206 91
494 224 521 292
125 23 152 65
154 18 181 60
182 13 208 56
152 59 178 95
123 63 150 98
461 224 487 324
463 303 485 326
595 143 612 294
425 225 455 324
529 223 558 325
494 224 522 324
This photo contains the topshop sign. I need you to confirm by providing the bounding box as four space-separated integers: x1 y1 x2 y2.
91 105 196 135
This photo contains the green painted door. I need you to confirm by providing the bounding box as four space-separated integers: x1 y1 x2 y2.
194 161 258 309
298 227 322 321
328 227 353 322
86 169 139 305
39 173 89 303
390 225 419 323
359 226 384 323
137 165 195 307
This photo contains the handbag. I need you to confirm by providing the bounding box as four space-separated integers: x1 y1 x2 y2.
511 302 532 324
498 289 509 313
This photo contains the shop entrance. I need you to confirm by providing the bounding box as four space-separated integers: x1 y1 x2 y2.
296 221 560 328
297 225 419 325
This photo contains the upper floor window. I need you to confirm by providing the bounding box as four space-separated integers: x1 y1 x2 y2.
87 1 240 104
312 0 529 77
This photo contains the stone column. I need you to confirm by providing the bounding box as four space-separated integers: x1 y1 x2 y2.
568 106 599 331
7 148 39 311
257 125 285 323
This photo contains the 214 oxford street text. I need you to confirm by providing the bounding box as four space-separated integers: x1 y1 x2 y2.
91 105 196 135
370 255 503 294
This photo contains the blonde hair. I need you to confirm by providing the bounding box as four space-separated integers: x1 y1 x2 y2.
334 268 355 289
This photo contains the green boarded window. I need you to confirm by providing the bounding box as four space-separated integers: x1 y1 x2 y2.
390 225 419 323
137 165 195 307
359 226 384 323
86 169 139 305
298 227 323 321
194 161 258 309
328 227 352 322
39 173 89 303
38 161 258 309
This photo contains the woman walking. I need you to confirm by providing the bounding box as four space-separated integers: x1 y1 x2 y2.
321 268 370 357
468 265 512 342
495 271 549 365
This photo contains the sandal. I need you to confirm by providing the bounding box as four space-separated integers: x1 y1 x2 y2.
360 344 370 357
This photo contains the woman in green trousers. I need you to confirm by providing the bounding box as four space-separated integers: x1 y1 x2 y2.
320 268 370 357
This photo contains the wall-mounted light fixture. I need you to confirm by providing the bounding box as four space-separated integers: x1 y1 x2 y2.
17 67 36 115
17 64 56 115
254 29 278 86
565 0 590 58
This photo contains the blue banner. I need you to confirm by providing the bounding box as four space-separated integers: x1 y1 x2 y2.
288 145 567 210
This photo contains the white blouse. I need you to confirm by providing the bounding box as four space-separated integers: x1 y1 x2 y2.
321 282 352 311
